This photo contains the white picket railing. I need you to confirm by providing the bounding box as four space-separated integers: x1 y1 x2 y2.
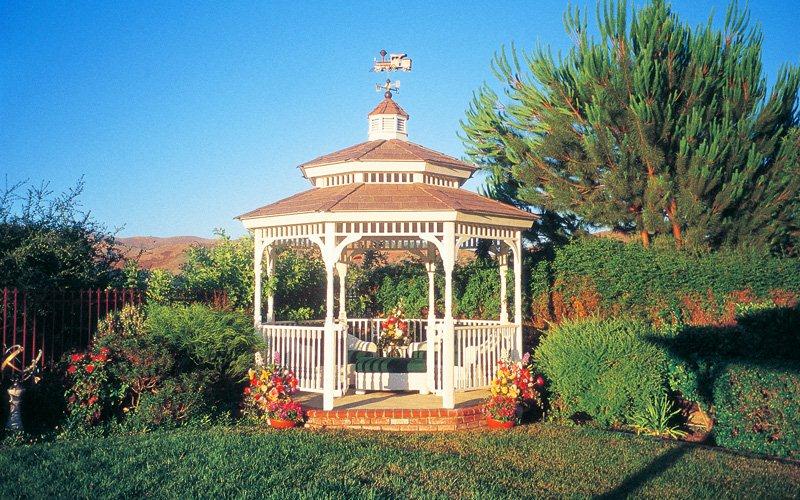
345 317 428 345
260 323 347 394
454 324 516 389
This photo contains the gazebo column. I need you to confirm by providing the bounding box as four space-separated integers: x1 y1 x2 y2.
335 262 348 322
265 246 275 324
441 222 456 409
253 239 263 327
322 223 337 411
498 251 509 324
513 233 523 358
424 257 436 395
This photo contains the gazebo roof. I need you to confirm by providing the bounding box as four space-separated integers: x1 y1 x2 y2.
299 139 476 172
237 183 535 221
368 96 409 118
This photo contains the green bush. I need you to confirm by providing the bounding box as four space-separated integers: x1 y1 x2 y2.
535 317 669 427
64 303 265 432
713 361 800 459
658 305 800 407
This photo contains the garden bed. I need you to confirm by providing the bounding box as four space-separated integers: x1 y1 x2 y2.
1 424 798 498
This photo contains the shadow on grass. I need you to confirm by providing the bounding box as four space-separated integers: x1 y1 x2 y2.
598 444 691 498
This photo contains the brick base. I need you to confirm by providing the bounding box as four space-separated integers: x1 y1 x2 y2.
305 404 486 431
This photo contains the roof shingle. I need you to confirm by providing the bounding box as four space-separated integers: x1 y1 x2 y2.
299 139 476 172
237 183 535 221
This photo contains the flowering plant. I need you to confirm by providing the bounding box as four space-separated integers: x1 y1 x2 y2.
484 395 519 422
64 345 122 426
485 353 545 422
242 352 303 423
266 399 305 424
377 303 410 356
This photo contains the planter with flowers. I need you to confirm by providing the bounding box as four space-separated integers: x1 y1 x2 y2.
377 303 410 357
484 353 545 429
242 352 304 429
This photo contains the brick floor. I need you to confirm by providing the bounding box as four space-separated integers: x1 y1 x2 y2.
299 389 490 431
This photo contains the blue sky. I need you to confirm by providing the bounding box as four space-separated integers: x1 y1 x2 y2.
2 1 798 237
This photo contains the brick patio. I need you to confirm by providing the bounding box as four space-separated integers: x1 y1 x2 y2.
299 389 490 431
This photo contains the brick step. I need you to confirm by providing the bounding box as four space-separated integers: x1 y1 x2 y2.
305 405 486 431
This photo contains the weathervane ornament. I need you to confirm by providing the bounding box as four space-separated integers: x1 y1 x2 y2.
373 49 411 98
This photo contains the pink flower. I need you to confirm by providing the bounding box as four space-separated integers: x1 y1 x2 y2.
272 352 281 365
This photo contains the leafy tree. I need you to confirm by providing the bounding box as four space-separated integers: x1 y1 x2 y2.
462 0 799 253
180 230 255 309
0 178 122 290
146 268 176 304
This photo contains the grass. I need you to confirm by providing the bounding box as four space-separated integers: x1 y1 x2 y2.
1 424 798 498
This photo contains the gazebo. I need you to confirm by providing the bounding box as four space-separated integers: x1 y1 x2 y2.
238 92 535 411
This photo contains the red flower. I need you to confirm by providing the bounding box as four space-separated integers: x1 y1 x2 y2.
70 353 83 363
534 374 545 387
386 317 397 325
85 364 95 374
243 386 251 395
88 395 98 406
92 353 108 363
67 364 77 375
99 347 110 356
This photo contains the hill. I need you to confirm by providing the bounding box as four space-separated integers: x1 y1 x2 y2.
117 236 215 272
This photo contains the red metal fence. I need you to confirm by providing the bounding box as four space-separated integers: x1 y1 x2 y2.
1 288 144 369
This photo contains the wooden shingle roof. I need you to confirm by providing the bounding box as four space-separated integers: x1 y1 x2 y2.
299 139 476 172
237 183 535 221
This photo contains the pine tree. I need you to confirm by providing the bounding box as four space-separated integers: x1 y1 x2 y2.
462 0 799 253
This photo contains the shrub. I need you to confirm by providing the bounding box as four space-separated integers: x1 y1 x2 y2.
63 303 263 432
535 317 668 427
713 361 800 459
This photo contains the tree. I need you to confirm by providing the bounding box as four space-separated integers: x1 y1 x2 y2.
0 178 122 290
462 0 799 253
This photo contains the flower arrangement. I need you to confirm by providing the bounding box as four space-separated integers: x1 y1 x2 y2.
64 345 119 426
485 353 545 426
242 352 304 426
484 395 519 423
377 303 410 357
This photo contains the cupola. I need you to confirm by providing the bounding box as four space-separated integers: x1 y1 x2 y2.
367 91 409 141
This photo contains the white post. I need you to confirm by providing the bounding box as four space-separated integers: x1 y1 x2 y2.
322 222 337 411
441 222 456 409
499 252 509 324
335 262 348 322
425 258 436 395
253 238 263 327
265 246 275 324
513 234 523 359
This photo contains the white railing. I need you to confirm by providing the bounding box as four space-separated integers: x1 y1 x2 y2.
260 323 347 395
345 317 429 345
454 324 516 390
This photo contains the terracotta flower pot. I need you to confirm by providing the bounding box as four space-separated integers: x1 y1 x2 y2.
269 418 297 429
486 416 515 429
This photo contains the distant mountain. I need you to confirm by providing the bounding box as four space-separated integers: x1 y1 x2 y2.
117 236 215 272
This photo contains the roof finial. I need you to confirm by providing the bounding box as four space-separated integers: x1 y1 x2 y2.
376 78 400 99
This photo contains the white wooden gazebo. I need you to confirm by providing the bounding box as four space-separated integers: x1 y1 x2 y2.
238 92 535 410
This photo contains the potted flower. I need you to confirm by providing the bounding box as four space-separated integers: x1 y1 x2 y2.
266 400 305 429
484 395 519 429
484 353 544 429
242 352 304 429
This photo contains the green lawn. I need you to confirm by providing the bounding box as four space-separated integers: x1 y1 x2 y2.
1 424 798 498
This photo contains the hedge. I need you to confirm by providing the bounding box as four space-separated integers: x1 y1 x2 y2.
530 237 800 326
713 361 800 460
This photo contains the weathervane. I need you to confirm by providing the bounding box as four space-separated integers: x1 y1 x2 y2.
372 49 411 98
